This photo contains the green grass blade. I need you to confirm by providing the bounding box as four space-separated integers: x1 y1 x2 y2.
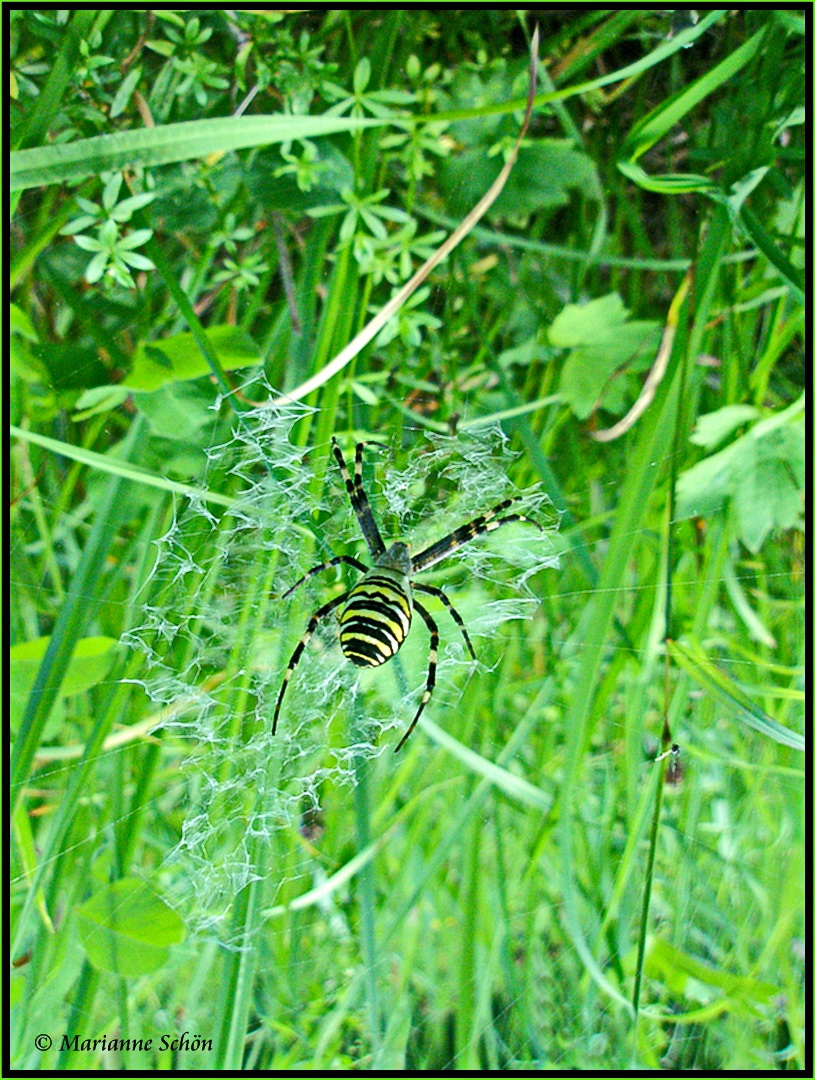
139 232 241 402
420 715 552 810
557 299 688 1014
415 207 696 270
429 11 727 124
623 25 769 159
354 722 382 1063
212 879 261 1070
739 204 805 298
10 425 234 507
668 637 804 751
11 114 389 192
11 417 145 810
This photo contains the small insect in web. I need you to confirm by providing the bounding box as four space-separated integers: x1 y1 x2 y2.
655 742 683 785
273 437 545 752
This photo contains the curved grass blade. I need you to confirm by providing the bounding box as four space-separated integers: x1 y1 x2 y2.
668 637 804 751
11 425 234 508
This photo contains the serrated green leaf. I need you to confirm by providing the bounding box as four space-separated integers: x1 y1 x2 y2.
676 397 804 551
551 294 660 419
690 404 761 449
438 139 600 221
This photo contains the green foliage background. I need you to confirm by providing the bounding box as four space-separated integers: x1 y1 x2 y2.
10 9 805 1071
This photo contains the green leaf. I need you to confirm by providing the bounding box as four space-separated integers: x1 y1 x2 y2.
73 233 104 252
420 718 552 811
110 191 157 221
109 65 141 119
116 228 153 249
739 204 804 298
72 385 130 420
353 56 371 94
134 380 219 442
59 214 99 235
123 325 261 392
119 250 155 271
616 158 719 195
144 38 175 58
84 250 109 284
725 166 769 218
11 636 119 733
102 172 123 212
10 303 39 342
11 113 389 192
689 404 761 449
676 396 804 551
732 431 804 553
438 139 600 220
551 293 660 419
78 878 186 977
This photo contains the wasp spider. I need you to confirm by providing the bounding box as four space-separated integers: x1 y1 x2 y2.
273 438 544 752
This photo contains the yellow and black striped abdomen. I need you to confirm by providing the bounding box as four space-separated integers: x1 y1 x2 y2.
339 569 413 668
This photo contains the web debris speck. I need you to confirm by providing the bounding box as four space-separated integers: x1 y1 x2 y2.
123 405 559 935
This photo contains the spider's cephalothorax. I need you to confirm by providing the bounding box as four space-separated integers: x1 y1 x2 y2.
273 438 544 752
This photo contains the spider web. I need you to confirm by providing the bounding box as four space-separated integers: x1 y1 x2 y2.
121 382 560 937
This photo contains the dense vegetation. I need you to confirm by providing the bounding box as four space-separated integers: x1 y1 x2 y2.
10 9 805 1071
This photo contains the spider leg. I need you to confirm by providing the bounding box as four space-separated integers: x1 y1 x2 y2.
411 499 544 573
413 582 477 661
331 437 386 559
393 598 438 753
272 592 349 735
281 555 368 599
